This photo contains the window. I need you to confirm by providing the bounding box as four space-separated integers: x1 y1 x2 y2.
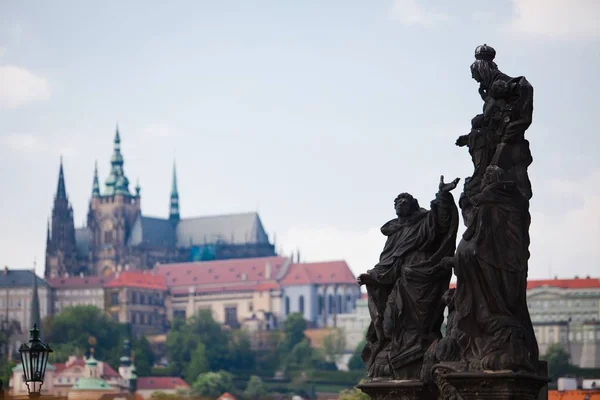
132 292 138 304
104 231 113 244
337 294 342 313
224 306 239 328
174 310 186 320
285 297 290 315
299 296 305 314
248 302 253 312
111 292 119 305
318 295 324 314
328 294 333 314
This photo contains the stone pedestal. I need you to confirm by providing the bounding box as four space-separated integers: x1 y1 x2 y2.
434 370 549 400
357 379 436 400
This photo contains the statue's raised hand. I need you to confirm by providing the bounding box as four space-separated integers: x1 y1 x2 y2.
439 175 460 193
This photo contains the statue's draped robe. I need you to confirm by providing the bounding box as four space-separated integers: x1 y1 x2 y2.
362 191 459 379
454 180 538 371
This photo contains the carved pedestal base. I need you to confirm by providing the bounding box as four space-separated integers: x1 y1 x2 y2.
434 370 549 400
357 380 436 400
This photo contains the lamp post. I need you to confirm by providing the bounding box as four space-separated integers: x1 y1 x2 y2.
18 323 52 398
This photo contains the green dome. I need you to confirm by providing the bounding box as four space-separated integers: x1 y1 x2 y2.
71 377 113 391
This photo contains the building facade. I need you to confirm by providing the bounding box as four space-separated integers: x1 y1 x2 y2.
336 295 370 352
104 271 168 337
45 127 276 279
0 267 51 357
49 275 111 314
527 277 600 368
279 261 361 328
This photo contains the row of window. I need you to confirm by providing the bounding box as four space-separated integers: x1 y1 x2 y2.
535 328 600 343
529 299 600 308
58 289 104 296
531 314 598 323
284 294 356 316
110 291 164 306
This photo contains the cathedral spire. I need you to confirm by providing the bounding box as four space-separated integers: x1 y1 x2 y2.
30 262 41 332
56 156 67 200
92 161 100 197
105 124 130 196
169 161 180 224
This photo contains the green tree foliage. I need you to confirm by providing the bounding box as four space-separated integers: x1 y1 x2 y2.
227 330 255 372
185 342 209 383
322 328 347 364
348 339 366 371
191 371 233 398
244 375 268 400
543 343 573 380
149 391 181 400
132 336 155 377
282 313 307 352
338 387 370 400
43 305 127 368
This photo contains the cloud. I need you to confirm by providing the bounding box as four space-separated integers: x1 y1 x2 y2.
390 0 450 26
0 133 48 153
142 123 175 138
280 225 384 276
509 0 600 39
0 65 51 109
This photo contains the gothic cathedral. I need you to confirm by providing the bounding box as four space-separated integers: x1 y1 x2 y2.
45 126 276 278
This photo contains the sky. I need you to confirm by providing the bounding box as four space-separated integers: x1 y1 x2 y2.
0 0 599 280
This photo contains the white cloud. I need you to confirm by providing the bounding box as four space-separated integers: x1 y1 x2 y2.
0 133 47 153
142 123 175 138
280 225 384 277
0 65 51 109
281 170 600 281
390 0 450 26
510 0 600 39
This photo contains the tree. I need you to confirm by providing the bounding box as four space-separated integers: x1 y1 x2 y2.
185 342 209 383
150 392 181 400
348 339 366 371
322 328 347 364
244 375 268 400
132 336 155 377
543 343 572 380
43 305 127 368
282 313 307 352
227 330 255 372
191 371 233 398
339 387 370 400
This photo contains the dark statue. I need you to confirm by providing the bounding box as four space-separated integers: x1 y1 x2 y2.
358 44 545 400
357 176 460 380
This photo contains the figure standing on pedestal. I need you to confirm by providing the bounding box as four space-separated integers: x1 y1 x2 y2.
357 176 460 380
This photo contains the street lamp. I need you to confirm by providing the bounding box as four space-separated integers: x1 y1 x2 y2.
18 323 53 398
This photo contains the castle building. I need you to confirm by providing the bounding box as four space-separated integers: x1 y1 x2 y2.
45 126 276 278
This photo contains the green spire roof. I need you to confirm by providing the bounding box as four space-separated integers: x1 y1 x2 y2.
30 268 41 331
56 156 67 200
92 161 100 197
169 161 180 224
104 125 131 196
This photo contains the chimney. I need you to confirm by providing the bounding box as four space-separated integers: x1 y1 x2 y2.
265 263 272 280
3 266 7 275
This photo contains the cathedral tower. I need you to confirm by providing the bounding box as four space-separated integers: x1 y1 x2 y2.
45 157 78 278
87 126 141 276
169 161 180 225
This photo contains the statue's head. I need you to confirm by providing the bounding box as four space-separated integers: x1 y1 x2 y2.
471 44 498 89
394 192 420 218
481 165 505 188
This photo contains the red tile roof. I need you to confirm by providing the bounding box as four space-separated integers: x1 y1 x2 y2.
448 277 600 291
218 393 236 400
104 271 167 291
48 275 113 289
136 377 189 390
279 261 356 286
527 277 600 290
156 256 287 291
53 358 120 378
